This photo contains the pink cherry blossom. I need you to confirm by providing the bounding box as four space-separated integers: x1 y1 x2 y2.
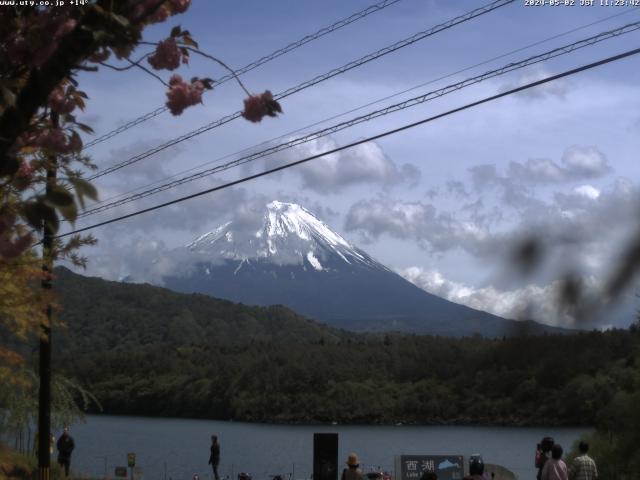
0 214 16 234
35 129 67 152
150 5 171 23
165 75 204 115
169 0 191 14
13 160 35 191
89 48 111 63
68 132 83 152
16 160 34 179
0 232 32 259
0 214 31 259
33 129 80 154
147 37 181 71
242 91 283 123
54 19 77 39
48 86 75 114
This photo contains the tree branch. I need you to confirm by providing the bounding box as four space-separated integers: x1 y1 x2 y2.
184 46 251 96
96 52 151 71
123 57 168 87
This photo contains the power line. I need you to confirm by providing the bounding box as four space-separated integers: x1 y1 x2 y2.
85 0 515 181
82 0 404 150
76 21 640 220
85 7 639 212
54 46 640 240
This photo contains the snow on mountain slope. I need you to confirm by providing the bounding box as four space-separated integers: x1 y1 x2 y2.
186 200 383 271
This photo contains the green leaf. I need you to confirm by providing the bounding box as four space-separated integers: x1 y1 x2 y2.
91 29 110 43
46 184 74 207
21 200 59 233
181 37 198 48
110 12 130 28
58 200 79 224
75 122 95 134
201 78 215 90
69 177 98 210
0 85 16 108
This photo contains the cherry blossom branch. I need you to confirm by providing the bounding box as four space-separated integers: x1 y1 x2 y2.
73 65 99 72
95 52 152 72
124 57 169 87
140 40 251 96
182 46 251 96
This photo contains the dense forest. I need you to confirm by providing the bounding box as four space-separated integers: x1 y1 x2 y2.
35 267 640 427
56 328 640 426
50 267 349 350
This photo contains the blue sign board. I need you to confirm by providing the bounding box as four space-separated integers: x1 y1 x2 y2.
395 455 464 480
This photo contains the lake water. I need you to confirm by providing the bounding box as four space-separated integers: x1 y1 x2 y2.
67 415 589 480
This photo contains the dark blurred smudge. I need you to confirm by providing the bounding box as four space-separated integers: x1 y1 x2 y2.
605 227 640 301
510 236 544 276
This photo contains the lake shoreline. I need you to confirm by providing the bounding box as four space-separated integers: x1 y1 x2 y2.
82 411 591 429
69 414 591 480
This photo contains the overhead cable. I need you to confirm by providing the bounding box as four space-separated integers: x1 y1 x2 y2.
82 0 404 150
76 22 640 219
86 0 515 181
86 7 640 211
53 46 640 239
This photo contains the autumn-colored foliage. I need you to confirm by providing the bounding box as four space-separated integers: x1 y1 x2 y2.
0 253 45 386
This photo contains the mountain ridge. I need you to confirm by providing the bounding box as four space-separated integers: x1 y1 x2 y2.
162 201 566 337
51 266 349 353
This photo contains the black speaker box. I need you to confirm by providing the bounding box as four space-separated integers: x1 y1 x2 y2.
313 433 338 480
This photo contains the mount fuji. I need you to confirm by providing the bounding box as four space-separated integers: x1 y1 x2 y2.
162 201 560 336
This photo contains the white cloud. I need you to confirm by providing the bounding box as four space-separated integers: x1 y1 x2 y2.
344 197 495 254
472 146 611 196
398 266 603 327
252 137 419 193
574 184 600 199
500 66 570 101
561 145 611 177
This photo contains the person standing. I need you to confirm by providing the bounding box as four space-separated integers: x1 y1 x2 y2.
537 437 555 480
464 457 487 480
541 444 569 480
56 426 75 477
209 435 221 480
569 441 598 480
341 453 364 480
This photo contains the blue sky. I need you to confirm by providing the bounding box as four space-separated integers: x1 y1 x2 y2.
68 0 640 328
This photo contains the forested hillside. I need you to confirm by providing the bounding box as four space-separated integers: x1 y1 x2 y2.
52 267 348 350
46 267 640 429
57 328 640 426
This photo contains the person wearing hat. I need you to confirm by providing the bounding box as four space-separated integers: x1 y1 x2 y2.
341 453 364 480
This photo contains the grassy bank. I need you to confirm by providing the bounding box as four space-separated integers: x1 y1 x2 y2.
0 443 98 480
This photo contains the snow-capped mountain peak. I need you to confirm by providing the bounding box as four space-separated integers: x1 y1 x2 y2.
186 201 381 270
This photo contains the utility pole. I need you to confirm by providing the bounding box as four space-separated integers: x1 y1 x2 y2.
38 112 58 480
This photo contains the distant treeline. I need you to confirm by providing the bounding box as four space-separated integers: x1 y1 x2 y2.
57 327 640 426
